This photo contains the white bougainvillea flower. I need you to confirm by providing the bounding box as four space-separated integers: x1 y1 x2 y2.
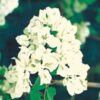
1 7 90 99
38 69 52 85
33 45 46 60
28 48 58 74
3 65 31 99
17 46 33 65
0 0 19 25
15 7 89 96
4 66 18 83
63 78 88 96
39 7 61 27
27 46 46 74
16 35 29 46
46 35 60 48
41 49 58 72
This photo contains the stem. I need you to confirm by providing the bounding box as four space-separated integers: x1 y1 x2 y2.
88 82 100 88
51 80 100 88
44 88 46 100
88 36 100 41
70 95 75 100
44 85 48 100
51 80 62 85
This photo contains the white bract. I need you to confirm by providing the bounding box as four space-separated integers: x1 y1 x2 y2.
76 22 90 44
0 0 19 25
38 69 52 85
63 77 88 95
1 7 89 98
1 65 31 99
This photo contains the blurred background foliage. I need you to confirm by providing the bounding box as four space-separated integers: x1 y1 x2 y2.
0 0 100 100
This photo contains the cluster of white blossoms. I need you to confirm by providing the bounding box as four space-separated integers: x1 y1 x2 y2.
1 7 89 99
1 64 31 99
0 0 19 25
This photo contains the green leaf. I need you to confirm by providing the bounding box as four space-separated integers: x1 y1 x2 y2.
31 77 40 91
30 91 43 100
0 52 1 62
0 67 6 76
32 77 45 92
3 94 11 100
50 30 58 37
96 13 100 23
0 80 4 85
90 28 97 36
51 67 58 76
79 0 95 4
45 43 57 52
46 87 56 100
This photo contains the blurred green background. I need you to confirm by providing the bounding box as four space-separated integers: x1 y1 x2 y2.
0 0 100 100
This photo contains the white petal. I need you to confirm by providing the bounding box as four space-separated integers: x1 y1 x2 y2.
16 35 29 46
38 69 52 85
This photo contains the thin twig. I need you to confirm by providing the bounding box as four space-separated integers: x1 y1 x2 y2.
70 96 75 100
88 36 100 41
44 85 48 100
88 82 100 88
51 80 100 88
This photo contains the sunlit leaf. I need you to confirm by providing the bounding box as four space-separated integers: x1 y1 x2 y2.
32 77 45 92
46 87 56 100
30 91 43 100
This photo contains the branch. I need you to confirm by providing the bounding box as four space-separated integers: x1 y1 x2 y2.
88 36 100 41
88 82 100 88
51 80 100 88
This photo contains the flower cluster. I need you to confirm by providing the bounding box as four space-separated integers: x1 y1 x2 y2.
0 0 19 25
1 7 89 98
1 64 31 99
